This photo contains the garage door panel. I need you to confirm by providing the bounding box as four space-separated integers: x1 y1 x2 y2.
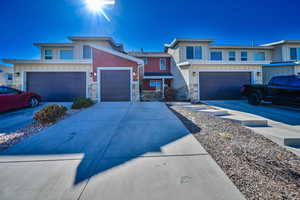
199 72 251 100
26 72 86 102
100 70 131 102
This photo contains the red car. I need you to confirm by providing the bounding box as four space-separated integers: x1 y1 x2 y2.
0 86 41 113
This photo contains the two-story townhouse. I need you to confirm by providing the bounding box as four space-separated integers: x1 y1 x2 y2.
128 52 172 99
165 38 273 101
0 64 13 86
261 40 300 83
4 36 144 102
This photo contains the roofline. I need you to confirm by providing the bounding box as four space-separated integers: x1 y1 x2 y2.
68 36 123 49
261 40 300 46
164 38 215 49
128 52 171 58
33 43 74 47
91 45 144 65
209 45 273 50
2 59 92 64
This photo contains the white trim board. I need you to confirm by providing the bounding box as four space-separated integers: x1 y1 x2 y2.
97 67 133 102
22 70 89 98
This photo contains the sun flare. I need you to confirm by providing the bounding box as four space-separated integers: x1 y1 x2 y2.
85 0 115 21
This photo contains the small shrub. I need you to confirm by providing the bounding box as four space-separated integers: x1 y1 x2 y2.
71 97 94 109
33 105 67 125
164 87 177 101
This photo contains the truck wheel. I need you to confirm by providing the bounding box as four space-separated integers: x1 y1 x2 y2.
248 93 261 105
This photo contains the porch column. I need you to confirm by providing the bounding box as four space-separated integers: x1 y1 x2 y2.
162 78 165 98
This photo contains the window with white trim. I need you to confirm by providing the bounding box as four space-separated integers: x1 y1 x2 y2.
149 80 161 87
210 51 222 60
228 51 236 61
60 49 73 59
241 51 248 61
44 49 53 60
83 45 92 59
290 48 300 60
160 58 167 70
186 46 202 59
7 73 13 81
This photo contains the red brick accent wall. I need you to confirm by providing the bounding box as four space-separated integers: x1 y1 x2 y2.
92 48 139 81
143 57 171 73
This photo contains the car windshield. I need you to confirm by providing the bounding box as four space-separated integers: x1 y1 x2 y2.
269 77 290 86
0 87 19 95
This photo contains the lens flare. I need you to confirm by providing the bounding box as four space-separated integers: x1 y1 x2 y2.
85 0 115 21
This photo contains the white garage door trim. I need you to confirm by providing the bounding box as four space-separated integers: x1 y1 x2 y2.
97 67 133 102
193 69 257 101
22 70 89 98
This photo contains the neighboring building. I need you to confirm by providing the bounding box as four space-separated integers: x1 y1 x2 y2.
261 40 300 83
0 65 13 86
3 36 300 102
4 36 143 102
128 52 172 100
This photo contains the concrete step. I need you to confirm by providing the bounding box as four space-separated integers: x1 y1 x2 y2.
197 109 230 116
221 115 268 127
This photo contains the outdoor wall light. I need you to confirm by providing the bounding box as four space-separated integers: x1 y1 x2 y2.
89 72 97 77
257 71 261 76
192 72 196 77
15 72 20 77
133 72 137 76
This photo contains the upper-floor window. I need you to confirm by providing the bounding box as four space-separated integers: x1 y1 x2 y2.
143 58 148 64
228 51 236 61
186 46 202 60
254 52 266 61
210 51 222 61
290 48 300 60
7 73 13 81
241 51 248 61
44 49 53 60
60 49 73 60
160 58 167 70
83 45 92 59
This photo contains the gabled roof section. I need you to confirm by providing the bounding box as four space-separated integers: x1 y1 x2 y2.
128 51 171 58
68 36 124 51
209 45 273 50
91 45 144 65
261 40 300 46
165 38 215 49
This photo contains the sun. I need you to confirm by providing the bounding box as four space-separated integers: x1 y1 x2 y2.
85 0 115 20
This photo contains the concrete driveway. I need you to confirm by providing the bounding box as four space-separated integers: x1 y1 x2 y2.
0 102 244 200
0 102 72 133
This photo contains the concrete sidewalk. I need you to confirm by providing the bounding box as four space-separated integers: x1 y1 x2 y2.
0 102 244 200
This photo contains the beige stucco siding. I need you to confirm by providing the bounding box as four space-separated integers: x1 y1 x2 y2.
296 65 300 74
12 63 98 100
188 64 262 102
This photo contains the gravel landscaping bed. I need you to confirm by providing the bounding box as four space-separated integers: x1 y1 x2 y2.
0 109 79 152
168 105 300 200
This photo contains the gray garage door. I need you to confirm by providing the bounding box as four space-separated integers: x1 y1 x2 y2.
199 72 251 100
100 70 131 101
26 72 86 102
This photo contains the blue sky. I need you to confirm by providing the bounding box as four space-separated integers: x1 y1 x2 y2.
1 0 300 65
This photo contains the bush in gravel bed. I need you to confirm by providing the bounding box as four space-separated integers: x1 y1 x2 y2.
33 105 68 125
71 97 94 109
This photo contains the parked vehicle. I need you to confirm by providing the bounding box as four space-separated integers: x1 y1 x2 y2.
0 86 41 113
241 75 300 105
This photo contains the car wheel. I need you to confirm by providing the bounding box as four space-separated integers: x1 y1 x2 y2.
248 93 261 105
29 97 39 107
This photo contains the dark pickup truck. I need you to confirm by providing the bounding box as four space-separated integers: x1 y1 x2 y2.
241 75 300 105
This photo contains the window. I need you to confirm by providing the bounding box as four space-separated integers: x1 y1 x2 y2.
143 58 148 64
0 87 19 94
60 49 73 59
7 73 13 81
149 80 161 87
228 51 236 61
160 58 167 70
254 52 266 61
44 49 53 60
290 48 300 60
241 51 248 61
186 46 202 59
269 77 290 86
210 51 222 61
83 45 92 59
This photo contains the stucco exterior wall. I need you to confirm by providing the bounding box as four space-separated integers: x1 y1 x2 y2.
0 66 13 86
12 63 97 100
296 65 300 75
